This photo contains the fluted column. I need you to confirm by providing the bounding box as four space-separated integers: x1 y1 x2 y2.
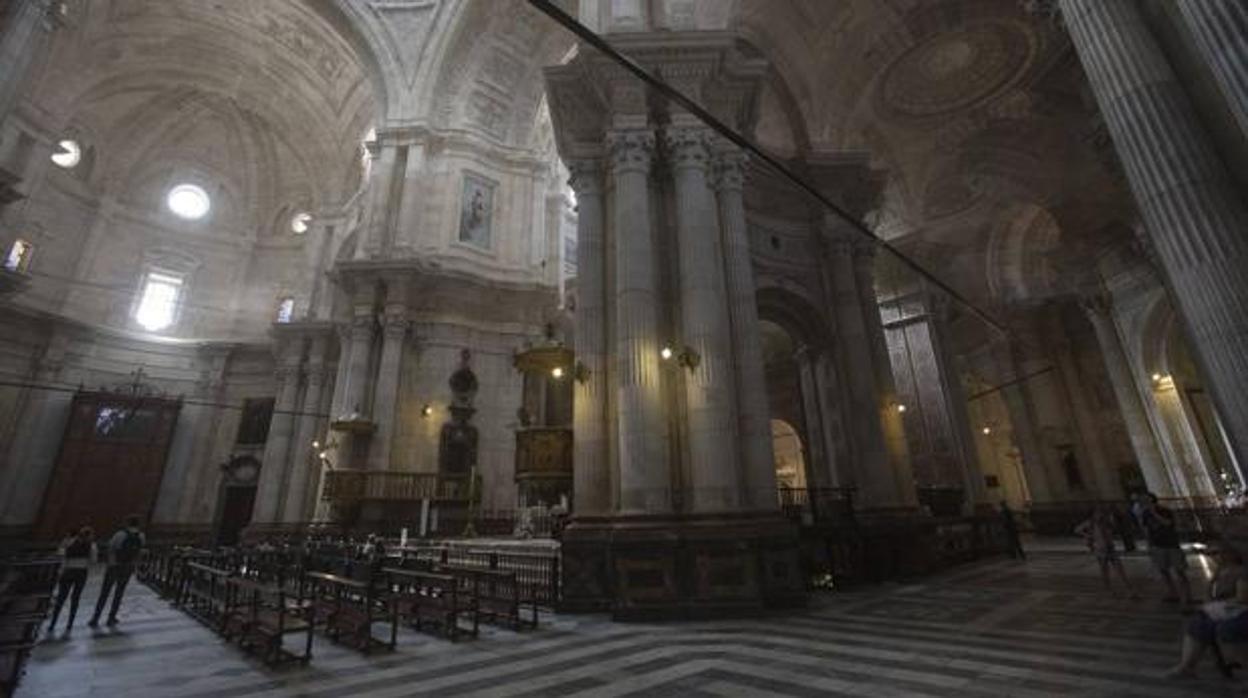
568 159 610 515
712 146 776 510
607 129 669 514
1081 294 1176 497
820 230 894 506
369 303 408 470
927 294 987 509
341 313 375 419
284 337 328 523
1063 0 1248 470
853 239 917 507
665 127 740 512
794 346 831 488
993 341 1056 503
1176 0 1248 141
252 345 303 525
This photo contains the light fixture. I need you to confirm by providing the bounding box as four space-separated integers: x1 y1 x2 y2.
551 366 565 379
421 404 433 417
291 212 312 234
660 346 674 361
982 427 992 435
896 404 907 413
1151 373 1162 382
573 360 590 384
676 346 701 370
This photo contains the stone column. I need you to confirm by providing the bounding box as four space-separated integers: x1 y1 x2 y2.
607 129 669 514
252 343 303 526
1081 294 1176 496
927 294 987 509
1176 0 1248 141
712 146 777 510
794 346 832 488
568 159 611 515
1062 0 1248 469
665 127 740 512
0 332 70 529
368 302 408 470
993 341 1056 503
820 230 895 506
341 313 375 419
284 337 328 524
0 0 55 129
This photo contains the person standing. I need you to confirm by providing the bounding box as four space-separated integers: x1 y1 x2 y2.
1140 493 1192 606
1076 507 1137 598
88 515 145 627
47 526 97 634
999 502 1025 560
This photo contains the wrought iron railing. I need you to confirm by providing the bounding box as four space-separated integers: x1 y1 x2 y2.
777 486 857 524
321 470 472 503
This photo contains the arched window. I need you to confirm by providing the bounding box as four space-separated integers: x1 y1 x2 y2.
275 297 295 323
50 140 81 169
167 184 210 220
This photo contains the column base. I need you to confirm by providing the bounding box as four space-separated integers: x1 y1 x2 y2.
560 511 805 620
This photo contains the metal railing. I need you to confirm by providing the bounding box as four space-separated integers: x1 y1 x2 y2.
322 470 472 503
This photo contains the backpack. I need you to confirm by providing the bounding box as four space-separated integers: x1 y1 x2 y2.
115 530 143 564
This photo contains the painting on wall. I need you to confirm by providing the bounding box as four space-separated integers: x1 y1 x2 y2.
458 173 496 249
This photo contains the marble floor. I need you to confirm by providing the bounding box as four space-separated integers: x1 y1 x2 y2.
20 541 1243 697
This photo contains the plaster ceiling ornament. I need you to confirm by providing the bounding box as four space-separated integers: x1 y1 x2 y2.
878 21 1036 118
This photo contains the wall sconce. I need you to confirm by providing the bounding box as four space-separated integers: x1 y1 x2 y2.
551 366 565 379
660 346 674 361
573 361 590 384
1151 373 1162 382
420 404 433 418
312 436 338 469
982 426 992 435
676 347 700 370
895 403 907 413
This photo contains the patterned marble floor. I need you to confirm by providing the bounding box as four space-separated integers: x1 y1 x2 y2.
21 541 1243 697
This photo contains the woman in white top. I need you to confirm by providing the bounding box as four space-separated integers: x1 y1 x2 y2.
47 526 97 634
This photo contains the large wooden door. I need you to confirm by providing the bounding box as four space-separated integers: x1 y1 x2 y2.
35 391 181 540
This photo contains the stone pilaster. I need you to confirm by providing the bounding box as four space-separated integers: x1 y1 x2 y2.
252 344 302 525
712 146 777 510
0 331 69 529
369 301 408 470
568 159 611 515
1062 0 1248 471
607 129 669 514
794 345 832 488
357 136 399 260
1175 0 1248 142
665 127 740 512
1081 294 1176 496
341 313 375 419
0 0 56 129
284 336 328 524
993 341 1056 503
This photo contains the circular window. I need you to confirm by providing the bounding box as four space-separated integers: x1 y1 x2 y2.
51 140 81 169
290 212 312 234
167 184 210 220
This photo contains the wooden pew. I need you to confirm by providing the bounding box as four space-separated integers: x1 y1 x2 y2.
0 558 58 696
304 571 395 653
227 578 313 665
384 567 477 641
440 566 537 631
180 562 233 631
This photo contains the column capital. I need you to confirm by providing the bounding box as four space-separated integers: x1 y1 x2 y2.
662 127 711 172
381 311 410 340
711 147 748 193
567 159 604 197
350 314 375 339
606 129 655 175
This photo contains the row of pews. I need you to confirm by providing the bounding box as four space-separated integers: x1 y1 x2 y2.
0 553 59 696
136 542 552 666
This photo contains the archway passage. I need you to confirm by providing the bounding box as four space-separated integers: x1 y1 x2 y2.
771 419 807 490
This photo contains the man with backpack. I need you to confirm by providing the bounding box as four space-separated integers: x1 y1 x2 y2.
88 515 145 627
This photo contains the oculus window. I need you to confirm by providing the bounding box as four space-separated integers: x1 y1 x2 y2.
134 270 184 332
167 184 210 220
291 212 311 235
4 239 33 272
50 140 81 169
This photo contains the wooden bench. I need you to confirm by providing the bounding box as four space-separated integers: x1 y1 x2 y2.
384 567 477 641
0 558 58 695
439 565 537 630
226 578 313 665
305 571 395 653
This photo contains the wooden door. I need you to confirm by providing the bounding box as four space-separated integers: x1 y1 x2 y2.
35 392 181 540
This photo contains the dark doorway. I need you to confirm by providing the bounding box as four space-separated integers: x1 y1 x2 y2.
216 485 256 546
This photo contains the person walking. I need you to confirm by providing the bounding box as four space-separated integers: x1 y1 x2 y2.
47 526 97 634
1140 493 1192 606
88 515 145 627
1076 506 1137 598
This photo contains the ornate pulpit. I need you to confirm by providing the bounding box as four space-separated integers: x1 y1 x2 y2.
512 339 573 509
